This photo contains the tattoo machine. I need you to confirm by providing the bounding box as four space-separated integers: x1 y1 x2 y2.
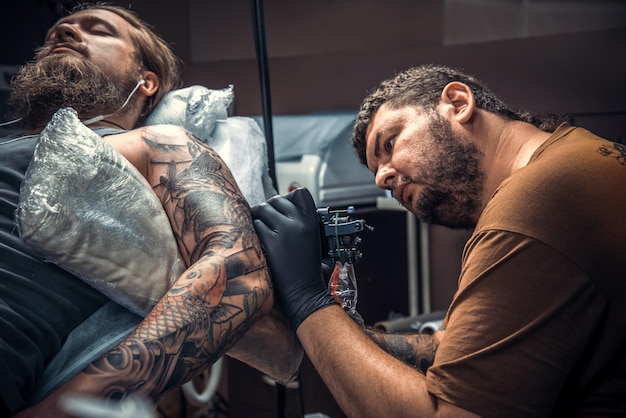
317 206 372 325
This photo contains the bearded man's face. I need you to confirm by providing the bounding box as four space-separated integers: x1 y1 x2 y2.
9 51 139 129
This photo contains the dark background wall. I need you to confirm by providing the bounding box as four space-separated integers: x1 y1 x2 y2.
2 1 625 416
2 1 626 138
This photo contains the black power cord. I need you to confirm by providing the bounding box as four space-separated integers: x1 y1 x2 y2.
250 0 278 193
250 1 291 417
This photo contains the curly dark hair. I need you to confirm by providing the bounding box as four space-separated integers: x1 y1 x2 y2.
351 64 568 165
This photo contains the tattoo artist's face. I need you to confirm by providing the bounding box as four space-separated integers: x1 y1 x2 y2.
365 103 485 229
10 9 142 127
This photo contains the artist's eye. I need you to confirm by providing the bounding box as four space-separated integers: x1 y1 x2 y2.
384 136 395 152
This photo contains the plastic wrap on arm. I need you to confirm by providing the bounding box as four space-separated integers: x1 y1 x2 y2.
145 85 276 206
144 84 233 141
16 107 185 316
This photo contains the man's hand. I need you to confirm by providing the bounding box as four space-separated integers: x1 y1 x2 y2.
251 188 337 330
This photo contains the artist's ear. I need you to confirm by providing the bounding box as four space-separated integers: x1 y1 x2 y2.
441 81 475 124
139 71 159 97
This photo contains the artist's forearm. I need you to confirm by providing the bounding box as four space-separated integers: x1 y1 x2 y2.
297 308 475 418
297 306 437 418
363 327 440 374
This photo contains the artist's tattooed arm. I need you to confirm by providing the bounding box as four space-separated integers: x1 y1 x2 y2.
19 126 274 414
363 327 443 374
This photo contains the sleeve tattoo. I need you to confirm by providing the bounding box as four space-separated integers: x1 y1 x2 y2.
75 126 272 401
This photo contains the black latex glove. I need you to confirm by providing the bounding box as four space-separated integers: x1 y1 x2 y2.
321 259 334 284
251 188 337 331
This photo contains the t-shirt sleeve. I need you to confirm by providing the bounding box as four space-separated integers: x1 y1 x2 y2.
426 229 604 418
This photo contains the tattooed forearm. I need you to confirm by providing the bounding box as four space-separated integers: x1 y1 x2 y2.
363 327 439 374
82 249 270 400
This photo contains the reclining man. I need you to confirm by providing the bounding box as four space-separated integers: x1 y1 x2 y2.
0 3 300 417
252 64 626 417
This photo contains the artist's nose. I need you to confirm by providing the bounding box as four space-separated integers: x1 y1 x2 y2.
375 162 397 190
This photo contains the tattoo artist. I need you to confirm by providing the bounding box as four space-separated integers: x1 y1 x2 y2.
252 64 626 417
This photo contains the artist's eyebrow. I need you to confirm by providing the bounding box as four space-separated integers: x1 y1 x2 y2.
373 131 382 159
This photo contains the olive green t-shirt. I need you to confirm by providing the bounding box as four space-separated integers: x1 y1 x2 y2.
427 124 626 417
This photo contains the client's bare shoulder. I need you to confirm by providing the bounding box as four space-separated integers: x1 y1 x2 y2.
104 124 198 178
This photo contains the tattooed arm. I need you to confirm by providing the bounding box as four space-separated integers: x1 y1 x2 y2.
131 125 303 383
363 328 445 374
17 125 279 416
117 124 302 383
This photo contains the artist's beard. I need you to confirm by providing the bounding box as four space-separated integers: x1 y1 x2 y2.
9 53 139 130
409 113 485 230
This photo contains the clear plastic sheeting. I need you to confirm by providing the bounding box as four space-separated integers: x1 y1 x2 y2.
328 261 364 326
144 84 233 143
207 117 276 206
16 107 185 316
146 85 276 206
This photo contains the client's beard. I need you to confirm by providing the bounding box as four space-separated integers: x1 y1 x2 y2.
9 53 139 130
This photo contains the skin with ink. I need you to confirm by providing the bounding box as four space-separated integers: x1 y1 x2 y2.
92 126 273 399
363 328 441 374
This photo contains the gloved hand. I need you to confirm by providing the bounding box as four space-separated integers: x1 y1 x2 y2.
251 188 337 331
321 259 335 284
